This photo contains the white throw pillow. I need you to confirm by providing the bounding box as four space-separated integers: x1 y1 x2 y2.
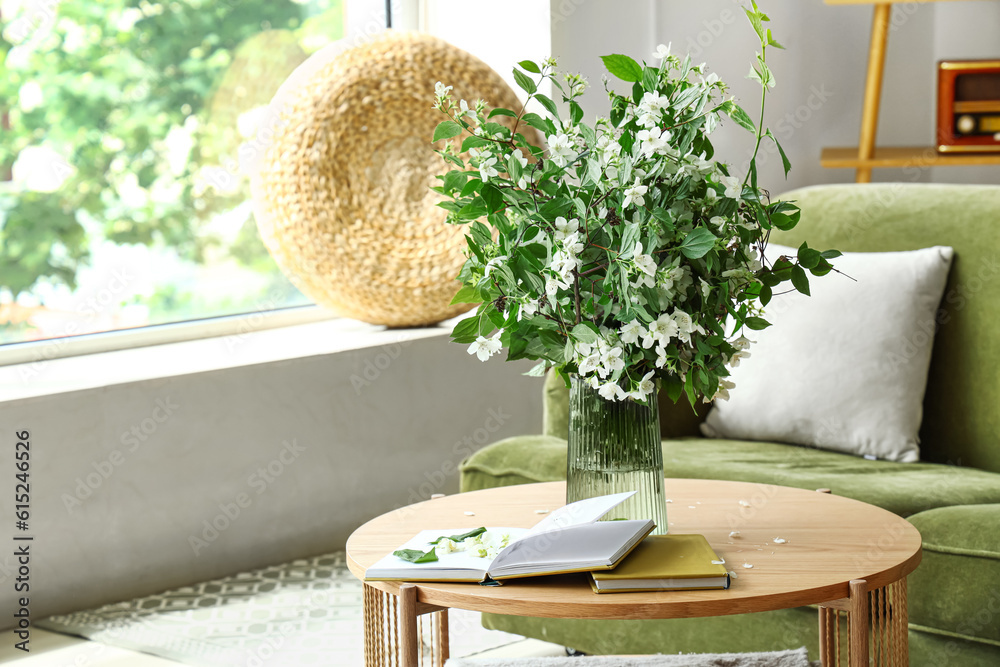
700 244 954 462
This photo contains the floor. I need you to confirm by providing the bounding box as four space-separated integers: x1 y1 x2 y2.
0 623 567 665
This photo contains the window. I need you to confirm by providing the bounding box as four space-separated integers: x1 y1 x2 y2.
0 0 347 345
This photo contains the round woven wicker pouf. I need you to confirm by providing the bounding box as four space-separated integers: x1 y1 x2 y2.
251 31 529 327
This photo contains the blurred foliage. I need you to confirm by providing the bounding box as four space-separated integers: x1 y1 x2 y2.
0 0 343 297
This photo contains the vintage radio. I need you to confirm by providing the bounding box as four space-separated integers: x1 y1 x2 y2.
937 60 1000 153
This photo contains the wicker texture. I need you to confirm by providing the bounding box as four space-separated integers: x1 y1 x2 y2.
252 31 528 326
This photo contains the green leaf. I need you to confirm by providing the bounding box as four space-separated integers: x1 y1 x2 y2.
488 107 518 119
480 183 504 214
727 102 757 134
433 120 463 143
600 54 643 82
759 282 772 307
641 66 659 92
520 112 551 133
534 93 560 118
428 527 487 545
571 322 600 344
461 135 490 152
518 59 541 74
512 67 537 94
821 249 843 260
765 130 791 177
678 227 717 259
451 284 483 305
766 29 785 49
797 242 822 270
451 315 481 344
745 316 771 331
569 101 584 125
525 361 548 377
791 265 811 296
393 548 439 563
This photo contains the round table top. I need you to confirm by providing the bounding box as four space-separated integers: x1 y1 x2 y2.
346 480 921 620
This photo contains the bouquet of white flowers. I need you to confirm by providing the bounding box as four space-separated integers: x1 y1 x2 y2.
432 3 837 405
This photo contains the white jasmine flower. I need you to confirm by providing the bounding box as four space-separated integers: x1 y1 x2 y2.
468 331 502 361
730 348 751 368
619 320 644 345
720 175 742 199
655 344 669 369
642 313 679 349
623 178 648 209
632 242 657 279
712 378 736 402
701 72 720 86
733 335 752 350
483 255 508 279
545 276 569 296
511 148 529 169
700 279 711 299
628 370 656 401
598 206 608 219
598 381 627 401
554 216 580 242
518 300 538 320
479 156 499 182
709 215 728 231
637 127 670 158
597 345 625 378
653 43 672 60
561 231 585 257
435 82 452 97
459 99 477 119
579 353 602 376
548 132 576 167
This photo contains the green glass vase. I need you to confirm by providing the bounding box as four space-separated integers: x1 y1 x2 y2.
566 375 669 535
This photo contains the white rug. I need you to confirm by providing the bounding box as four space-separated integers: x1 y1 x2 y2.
446 647 813 667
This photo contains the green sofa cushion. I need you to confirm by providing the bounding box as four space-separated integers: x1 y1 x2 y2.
460 436 1000 518
907 504 1000 646
482 607 820 658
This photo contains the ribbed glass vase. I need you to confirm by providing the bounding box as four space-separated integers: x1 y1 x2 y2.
566 375 669 535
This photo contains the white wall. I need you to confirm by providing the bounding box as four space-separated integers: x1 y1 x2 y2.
547 0 998 190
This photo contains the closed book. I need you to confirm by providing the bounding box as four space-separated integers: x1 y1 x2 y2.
590 534 730 593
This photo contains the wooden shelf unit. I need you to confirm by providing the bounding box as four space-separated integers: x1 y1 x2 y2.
823 0 1000 182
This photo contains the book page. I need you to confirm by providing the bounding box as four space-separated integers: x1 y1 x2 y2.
366 528 528 578
519 490 636 540
489 520 652 576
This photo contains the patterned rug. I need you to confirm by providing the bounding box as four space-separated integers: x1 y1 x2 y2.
39 552 522 666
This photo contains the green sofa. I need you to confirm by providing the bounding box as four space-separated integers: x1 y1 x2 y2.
459 183 1000 666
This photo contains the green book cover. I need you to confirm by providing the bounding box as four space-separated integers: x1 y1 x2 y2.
591 534 730 593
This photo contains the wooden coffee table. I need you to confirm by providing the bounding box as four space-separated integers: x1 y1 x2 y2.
346 480 921 667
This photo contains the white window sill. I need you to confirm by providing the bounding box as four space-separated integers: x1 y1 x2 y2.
0 314 458 403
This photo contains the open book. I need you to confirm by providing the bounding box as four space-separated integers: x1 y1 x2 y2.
364 491 655 584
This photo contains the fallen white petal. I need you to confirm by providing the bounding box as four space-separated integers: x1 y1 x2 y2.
742 563 754 569
534 509 550 514
738 500 751 508
711 559 725 565
773 537 787 544
729 531 741 538
688 505 696 509
464 511 476 516
728 570 738 579
665 499 673 503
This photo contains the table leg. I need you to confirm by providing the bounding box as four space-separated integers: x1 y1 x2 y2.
437 608 450 666
399 584 419 667
849 580 869 667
